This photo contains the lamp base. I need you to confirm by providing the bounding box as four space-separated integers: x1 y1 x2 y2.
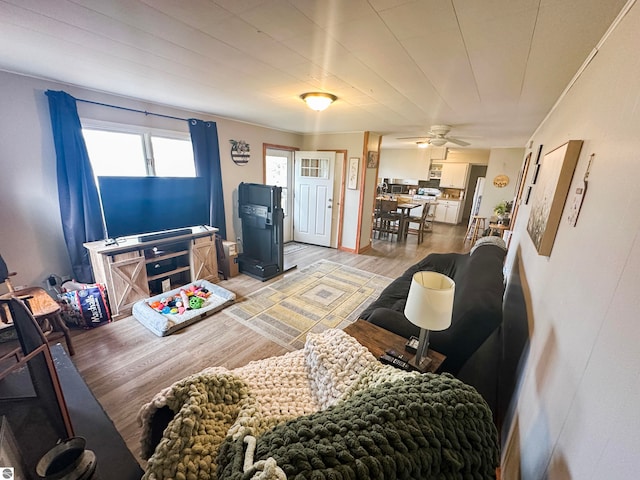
408 328 433 372
408 355 433 373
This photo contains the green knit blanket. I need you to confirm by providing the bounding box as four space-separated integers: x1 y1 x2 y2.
138 329 498 479
218 374 498 479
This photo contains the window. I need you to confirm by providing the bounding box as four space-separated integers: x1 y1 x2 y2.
265 154 289 216
82 126 195 177
151 136 195 176
300 157 329 178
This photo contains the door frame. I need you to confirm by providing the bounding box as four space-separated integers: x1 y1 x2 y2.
316 149 347 249
263 144 298 243
263 144 347 249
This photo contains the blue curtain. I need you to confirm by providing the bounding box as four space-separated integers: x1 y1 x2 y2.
46 90 103 283
189 119 227 239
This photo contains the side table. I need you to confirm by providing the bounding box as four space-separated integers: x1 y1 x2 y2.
344 320 445 373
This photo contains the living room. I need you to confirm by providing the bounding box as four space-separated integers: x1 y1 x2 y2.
1 1 640 479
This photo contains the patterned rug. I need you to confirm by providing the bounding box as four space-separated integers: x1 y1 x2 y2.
226 260 392 350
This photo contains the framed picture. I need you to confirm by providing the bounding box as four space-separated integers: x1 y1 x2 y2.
347 157 359 189
510 152 532 227
526 140 583 256
367 151 378 168
531 163 541 184
535 144 544 164
524 185 533 205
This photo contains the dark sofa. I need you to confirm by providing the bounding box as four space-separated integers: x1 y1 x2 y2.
360 236 507 401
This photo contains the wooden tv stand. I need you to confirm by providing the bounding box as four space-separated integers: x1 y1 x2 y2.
84 226 219 319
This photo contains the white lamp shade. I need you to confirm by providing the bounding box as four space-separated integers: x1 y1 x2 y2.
404 271 455 331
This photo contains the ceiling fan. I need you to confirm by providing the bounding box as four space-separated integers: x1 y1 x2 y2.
398 125 471 147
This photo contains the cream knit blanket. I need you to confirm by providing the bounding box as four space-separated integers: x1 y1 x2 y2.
137 329 416 480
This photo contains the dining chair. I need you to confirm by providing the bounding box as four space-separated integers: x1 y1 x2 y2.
404 202 436 244
374 199 401 239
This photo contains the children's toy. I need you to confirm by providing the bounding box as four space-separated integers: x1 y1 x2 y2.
189 296 205 309
148 286 213 315
132 280 236 337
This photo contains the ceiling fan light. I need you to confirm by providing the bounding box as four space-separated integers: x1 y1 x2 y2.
430 138 448 146
300 92 337 111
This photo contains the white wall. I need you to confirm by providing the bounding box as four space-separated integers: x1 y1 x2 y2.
504 3 640 478
377 148 430 182
0 70 302 290
446 148 490 164
478 148 524 220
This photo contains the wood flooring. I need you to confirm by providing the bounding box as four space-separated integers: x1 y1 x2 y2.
70 223 469 467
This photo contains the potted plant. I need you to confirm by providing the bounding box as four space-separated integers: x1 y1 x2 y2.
494 201 513 225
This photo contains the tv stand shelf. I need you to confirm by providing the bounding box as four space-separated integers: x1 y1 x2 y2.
84 226 219 319
147 266 190 282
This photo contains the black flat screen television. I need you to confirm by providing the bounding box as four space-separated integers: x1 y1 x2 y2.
98 176 210 239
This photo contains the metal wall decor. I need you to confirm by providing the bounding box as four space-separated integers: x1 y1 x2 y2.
230 139 250 165
493 174 509 188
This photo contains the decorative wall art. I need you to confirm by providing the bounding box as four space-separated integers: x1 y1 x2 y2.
509 152 532 228
493 174 509 188
567 153 594 227
531 163 541 184
367 151 378 168
526 140 583 256
347 157 359 190
229 139 250 165
524 185 533 205
535 144 544 164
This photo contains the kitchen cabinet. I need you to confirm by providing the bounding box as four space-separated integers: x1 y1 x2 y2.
429 163 442 180
434 200 461 224
439 163 469 189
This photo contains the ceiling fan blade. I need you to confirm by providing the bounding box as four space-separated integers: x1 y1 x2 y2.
397 132 437 140
446 137 470 146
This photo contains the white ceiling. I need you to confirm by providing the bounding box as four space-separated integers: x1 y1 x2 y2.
0 0 627 149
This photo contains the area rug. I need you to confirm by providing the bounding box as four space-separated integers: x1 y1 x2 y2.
226 260 392 350
283 242 309 255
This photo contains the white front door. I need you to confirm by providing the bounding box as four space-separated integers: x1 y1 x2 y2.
294 151 335 246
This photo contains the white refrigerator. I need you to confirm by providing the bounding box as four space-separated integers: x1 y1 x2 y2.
467 177 485 231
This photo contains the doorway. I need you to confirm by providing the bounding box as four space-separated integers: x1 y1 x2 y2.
461 165 488 223
265 147 294 243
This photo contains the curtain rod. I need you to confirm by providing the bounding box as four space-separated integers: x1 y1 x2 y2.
75 97 190 123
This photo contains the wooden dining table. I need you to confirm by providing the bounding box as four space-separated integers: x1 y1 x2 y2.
396 202 422 240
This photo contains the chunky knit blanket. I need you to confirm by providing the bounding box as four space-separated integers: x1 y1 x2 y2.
138 329 498 479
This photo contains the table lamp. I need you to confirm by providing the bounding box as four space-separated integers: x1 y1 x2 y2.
404 271 455 372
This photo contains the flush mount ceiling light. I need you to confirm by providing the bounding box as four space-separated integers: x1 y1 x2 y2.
300 92 337 111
